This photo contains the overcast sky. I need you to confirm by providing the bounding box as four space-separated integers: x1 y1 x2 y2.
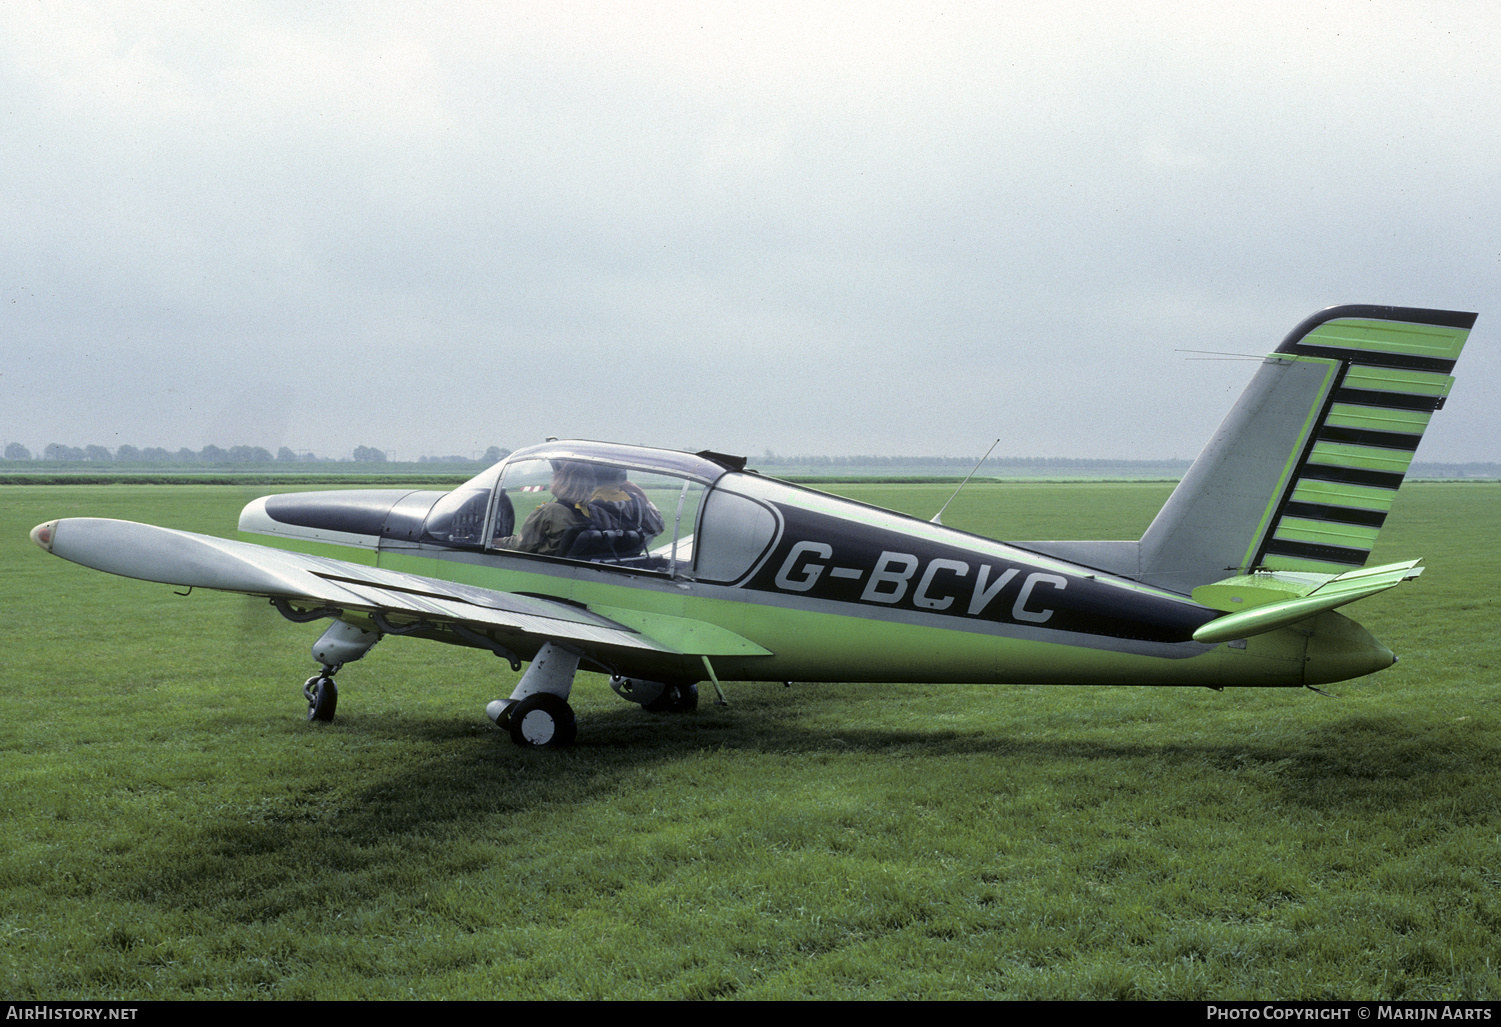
3 1 1497 463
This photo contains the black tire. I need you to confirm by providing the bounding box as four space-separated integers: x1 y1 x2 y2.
307 676 338 722
644 682 698 714
507 693 577 748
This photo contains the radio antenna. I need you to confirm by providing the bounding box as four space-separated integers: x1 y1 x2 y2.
931 438 1000 525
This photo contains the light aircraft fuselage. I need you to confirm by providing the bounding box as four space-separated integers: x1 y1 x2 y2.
236 443 1378 689
30 304 1477 745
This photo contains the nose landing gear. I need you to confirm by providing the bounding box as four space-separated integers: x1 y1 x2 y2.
304 671 338 722
298 619 381 724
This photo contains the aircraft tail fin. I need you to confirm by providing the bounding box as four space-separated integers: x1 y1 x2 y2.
1130 304 1475 592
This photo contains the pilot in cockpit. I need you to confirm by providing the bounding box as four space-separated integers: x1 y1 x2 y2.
492 460 595 555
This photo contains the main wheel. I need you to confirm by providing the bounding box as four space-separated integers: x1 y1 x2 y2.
305 675 338 722
644 682 698 714
508 693 577 748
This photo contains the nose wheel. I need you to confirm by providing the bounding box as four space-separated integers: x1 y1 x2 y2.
304 671 338 722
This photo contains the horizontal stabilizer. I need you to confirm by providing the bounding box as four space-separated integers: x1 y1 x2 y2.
1191 559 1422 643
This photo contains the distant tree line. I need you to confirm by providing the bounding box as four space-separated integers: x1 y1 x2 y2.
418 448 510 464
1407 462 1501 478
3 443 512 465
6 443 1494 478
4 444 1181 467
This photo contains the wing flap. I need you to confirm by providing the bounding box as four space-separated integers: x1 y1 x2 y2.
323 580 670 652
588 603 774 657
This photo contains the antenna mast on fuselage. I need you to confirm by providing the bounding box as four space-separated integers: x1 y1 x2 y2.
931 438 1000 526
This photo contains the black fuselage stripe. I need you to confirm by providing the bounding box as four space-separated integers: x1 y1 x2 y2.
1298 464 1406 490
1333 387 1444 412
1316 425 1423 451
1263 538 1370 566
1286 344 1456 374
1281 502 1389 528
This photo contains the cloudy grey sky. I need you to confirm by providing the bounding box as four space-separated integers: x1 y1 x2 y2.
3 1 1497 463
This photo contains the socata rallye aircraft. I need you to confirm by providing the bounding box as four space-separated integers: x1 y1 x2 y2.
30 305 1476 748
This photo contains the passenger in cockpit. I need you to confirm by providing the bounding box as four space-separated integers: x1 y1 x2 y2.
587 465 665 538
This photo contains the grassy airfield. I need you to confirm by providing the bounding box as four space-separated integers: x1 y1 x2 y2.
2 481 1498 1000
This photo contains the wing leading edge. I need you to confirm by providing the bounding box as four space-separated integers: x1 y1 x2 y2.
30 517 770 662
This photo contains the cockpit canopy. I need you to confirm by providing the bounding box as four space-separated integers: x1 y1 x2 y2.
420 441 760 577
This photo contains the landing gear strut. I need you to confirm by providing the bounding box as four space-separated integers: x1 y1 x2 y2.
298 620 381 724
486 641 580 749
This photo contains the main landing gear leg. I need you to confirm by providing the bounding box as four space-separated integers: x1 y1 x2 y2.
486 641 579 748
302 620 381 723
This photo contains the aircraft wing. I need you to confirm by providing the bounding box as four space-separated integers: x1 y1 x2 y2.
30 518 769 660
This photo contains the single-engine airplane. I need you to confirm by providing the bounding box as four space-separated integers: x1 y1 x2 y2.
30 305 1476 747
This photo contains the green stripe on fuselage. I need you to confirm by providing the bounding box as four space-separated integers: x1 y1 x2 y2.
1302 318 1469 360
1341 366 1455 396
1262 553 1359 574
1306 441 1416 474
1324 403 1434 434
1288 479 1399 512
1272 517 1380 548
369 547 1313 687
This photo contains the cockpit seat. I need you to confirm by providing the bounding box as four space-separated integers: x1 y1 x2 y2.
558 527 650 562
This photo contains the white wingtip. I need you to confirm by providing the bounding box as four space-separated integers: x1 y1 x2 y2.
30 520 58 553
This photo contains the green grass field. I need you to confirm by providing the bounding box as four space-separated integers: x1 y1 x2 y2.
2 481 1498 999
